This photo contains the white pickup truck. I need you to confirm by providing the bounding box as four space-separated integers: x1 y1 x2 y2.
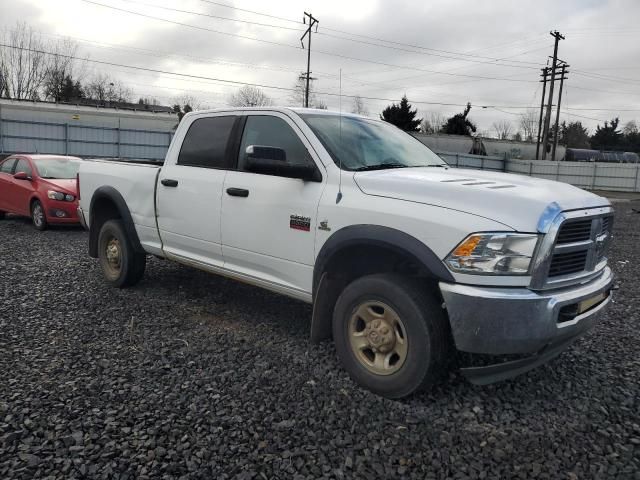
78 107 614 398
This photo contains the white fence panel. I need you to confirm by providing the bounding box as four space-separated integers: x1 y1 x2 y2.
437 152 640 193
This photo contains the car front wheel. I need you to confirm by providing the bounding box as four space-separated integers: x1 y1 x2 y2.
332 274 451 399
31 200 47 231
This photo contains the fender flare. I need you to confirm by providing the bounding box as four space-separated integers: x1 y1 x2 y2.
310 225 454 343
88 186 144 258
313 224 454 296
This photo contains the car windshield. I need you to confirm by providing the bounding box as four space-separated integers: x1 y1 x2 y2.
300 114 447 171
33 158 80 179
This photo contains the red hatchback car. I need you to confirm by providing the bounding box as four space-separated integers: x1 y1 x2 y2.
0 154 82 230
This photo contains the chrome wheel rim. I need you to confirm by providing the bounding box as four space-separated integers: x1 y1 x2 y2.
348 301 408 376
32 203 44 227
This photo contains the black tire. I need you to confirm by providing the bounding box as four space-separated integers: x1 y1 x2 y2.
332 274 451 399
31 200 47 231
97 219 146 288
0 211 5 219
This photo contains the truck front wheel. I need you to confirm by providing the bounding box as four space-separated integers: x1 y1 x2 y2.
332 274 450 399
98 219 146 288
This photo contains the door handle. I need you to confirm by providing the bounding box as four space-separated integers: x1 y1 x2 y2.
226 187 249 197
161 179 178 187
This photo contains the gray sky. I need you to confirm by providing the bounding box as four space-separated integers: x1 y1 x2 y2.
3 0 640 134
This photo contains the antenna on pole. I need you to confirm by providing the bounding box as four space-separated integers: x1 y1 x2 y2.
336 68 343 204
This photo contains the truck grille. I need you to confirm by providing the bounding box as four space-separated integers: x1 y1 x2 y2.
547 214 613 279
548 251 588 277
555 219 592 244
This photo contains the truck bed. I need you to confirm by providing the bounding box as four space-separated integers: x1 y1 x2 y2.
79 159 163 256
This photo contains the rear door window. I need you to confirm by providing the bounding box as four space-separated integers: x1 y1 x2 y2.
177 116 236 169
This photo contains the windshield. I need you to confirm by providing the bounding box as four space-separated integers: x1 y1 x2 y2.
300 114 447 171
33 158 80 179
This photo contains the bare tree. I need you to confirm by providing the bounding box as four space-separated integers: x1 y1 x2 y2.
173 93 206 112
228 85 272 107
492 120 513 140
84 73 132 102
421 112 446 133
623 120 638 135
43 37 85 102
519 109 538 142
0 22 48 99
289 75 316 107
351 95 368 115
314 99 328 110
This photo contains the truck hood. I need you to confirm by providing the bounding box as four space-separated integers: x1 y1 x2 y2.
353 167 609 232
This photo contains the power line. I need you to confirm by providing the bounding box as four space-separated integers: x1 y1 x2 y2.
572 70 640 86
569 85 640 96
77 0 540 84
78 0 300 50
196 0 301 26
135 0 546 69
195 0 546 66
26 29 338 79
0 43 554 109
124 0 306 33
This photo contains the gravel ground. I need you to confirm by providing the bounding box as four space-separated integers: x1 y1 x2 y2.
0 205 639 480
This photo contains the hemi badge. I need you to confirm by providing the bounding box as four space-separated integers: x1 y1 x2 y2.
290 215 311 232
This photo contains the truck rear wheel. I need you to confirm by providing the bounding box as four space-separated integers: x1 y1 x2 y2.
98 219 146 288
332 274 450 399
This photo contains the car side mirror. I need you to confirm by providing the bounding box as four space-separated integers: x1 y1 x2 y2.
245 145 321 182
13 171 31 181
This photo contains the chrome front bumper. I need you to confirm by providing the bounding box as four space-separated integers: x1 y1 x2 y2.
440 266 614 356
77 206 88 230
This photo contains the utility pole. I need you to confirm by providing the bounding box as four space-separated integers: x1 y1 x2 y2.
300 12 319 108
541 30 564 160
551 63 569 161
536 67 550 160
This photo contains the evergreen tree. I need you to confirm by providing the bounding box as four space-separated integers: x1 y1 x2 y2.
591 118 622 150
380 95 422 131
559 121 590 148
442 102 477 136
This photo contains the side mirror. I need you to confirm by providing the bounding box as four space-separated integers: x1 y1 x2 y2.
13 171 31 181
245 145 321 182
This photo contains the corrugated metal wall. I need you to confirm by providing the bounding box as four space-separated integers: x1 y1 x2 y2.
0 118 172 161
0 99 176 161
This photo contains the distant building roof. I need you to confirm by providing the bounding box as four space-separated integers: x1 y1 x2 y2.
0 97 175 114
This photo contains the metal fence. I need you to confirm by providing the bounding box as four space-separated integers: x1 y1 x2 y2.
0 117 173 161
438 150 640 193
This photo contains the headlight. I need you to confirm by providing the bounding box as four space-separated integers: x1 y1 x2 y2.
445 233 539 275
47 191 75 202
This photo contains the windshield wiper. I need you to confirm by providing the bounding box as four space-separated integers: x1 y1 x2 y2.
425 164 448 168
353 163 408 172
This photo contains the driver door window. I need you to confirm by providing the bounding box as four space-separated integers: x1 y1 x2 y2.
14 159 33 177
238 116 313 171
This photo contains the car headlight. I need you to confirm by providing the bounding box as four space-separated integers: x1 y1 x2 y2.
47 190 75 202
445 233 539 275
